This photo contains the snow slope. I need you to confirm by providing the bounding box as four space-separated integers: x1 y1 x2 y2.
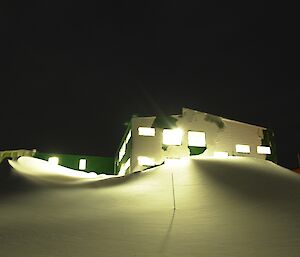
8 156 118 184
0 156 299 257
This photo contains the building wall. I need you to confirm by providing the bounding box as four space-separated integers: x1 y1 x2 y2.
129 108 273 173
131 116 165 173
114 123 132 175
179 108 266 157
34 152 115 175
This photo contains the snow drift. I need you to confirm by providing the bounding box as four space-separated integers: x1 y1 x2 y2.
8 156 118 184
0 156 299 257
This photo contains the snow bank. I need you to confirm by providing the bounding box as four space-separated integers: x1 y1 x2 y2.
8 156 118 184
1 156 299 257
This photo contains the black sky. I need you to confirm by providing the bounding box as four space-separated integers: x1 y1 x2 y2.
0 1 299 169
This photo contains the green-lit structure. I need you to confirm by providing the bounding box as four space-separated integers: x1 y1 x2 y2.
34 152 115 175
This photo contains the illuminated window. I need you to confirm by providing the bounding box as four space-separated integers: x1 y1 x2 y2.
188 131 206 147
138 127 155 136
79 159 87 170
235 144 250 153
118 142 126 162
125 130 131 144
257 146 271 154
214 152 229 158
118 130 131 163
138 156 155 166
124 158 130 170
48 156 59 165
119 158 130 176
163 128 183 146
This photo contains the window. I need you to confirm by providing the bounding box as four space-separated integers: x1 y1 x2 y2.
235 144 251 153
163 128 183 146
125 130 132 144
118 130 131 163
138 156 155 166
188 131 206 147
257 146 271 154
48 156 59 165
118 142 126 162
119 158 130 176
138 127 155 136
79 159 87 170
214 152 229 158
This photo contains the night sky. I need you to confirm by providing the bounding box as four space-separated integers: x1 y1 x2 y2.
1 1 299 169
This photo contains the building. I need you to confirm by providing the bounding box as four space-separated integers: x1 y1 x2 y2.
1 108 276 176
115 107 276 175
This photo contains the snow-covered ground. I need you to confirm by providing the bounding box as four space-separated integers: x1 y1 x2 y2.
0 156 299 257
8 156 118 184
